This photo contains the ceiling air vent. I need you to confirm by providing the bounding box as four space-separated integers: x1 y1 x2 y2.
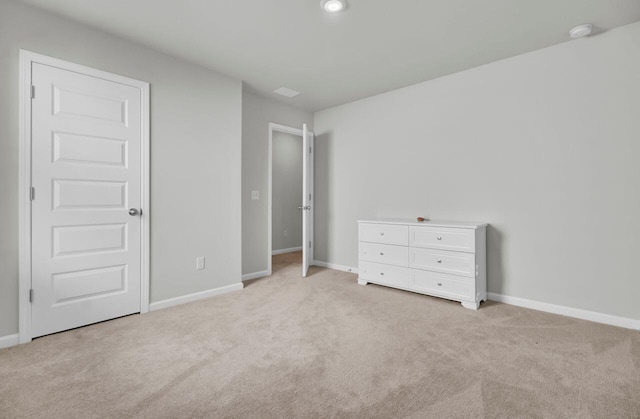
274 87 301 98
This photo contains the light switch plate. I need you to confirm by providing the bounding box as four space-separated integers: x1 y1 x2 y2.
251 190 260 200
196 257 205 270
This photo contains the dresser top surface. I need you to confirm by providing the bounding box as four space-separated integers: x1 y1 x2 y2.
357 219 487 229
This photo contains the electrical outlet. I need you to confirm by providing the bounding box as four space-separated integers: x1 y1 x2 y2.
251 190 260 200
196 257 205 270
283 230 288 237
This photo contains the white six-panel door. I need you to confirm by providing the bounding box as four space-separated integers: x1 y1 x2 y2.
30 62 144 338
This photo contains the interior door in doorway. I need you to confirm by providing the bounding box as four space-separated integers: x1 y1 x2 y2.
30 62 144 338
302 124 314 277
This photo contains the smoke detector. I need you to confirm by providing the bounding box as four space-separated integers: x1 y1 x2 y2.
569 24 593 39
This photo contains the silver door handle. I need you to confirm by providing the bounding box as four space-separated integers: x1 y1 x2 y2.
129 208 140 216
298 205 311 211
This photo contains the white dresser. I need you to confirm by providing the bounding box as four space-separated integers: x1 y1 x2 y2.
357 220 487 310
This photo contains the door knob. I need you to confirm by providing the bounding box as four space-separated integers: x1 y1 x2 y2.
129 208 140 216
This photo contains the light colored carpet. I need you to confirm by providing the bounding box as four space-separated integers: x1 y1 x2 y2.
1 251 639 418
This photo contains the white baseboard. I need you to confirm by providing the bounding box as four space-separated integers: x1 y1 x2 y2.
272 246 302 255
242 270 270 281
149 283 244 312
313 260 358 274
487 292 640 331
0 333 20 350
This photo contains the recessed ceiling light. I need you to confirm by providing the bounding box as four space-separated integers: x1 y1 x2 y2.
321 0 347 13
569 24 593 39
274 87 301 98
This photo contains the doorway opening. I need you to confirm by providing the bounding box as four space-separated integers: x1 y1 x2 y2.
267 123 314 277
272 130 304 256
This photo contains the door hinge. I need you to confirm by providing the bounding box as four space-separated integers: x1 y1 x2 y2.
309 241 311 249
31 86 35 99
29 289 33 303
30 187 35 201
309 146 312 154
309 193 311 201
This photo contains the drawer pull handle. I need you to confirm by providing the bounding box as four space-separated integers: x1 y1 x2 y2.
380 252 384 255
380 272 384 276
437 259 442 263
437 282 442 286
437 236 442 240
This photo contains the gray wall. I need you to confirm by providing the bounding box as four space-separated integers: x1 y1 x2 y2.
313 22 640 320
272 132 303 252
0 0 243 337
242 89 312 275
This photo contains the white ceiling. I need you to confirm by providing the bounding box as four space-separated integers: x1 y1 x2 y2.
17 0 640 111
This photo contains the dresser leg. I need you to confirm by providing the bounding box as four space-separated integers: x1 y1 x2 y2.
461 301 480 310
357 278 368 285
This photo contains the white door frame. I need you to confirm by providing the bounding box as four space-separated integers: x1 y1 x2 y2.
18 50 151 344
267 123 314 276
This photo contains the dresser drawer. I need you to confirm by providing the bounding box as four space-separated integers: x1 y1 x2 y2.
409 226 475 252
410 270 474 299
359 223 408 246
409 248 475 277
359 242 408 267
359 262 410 288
